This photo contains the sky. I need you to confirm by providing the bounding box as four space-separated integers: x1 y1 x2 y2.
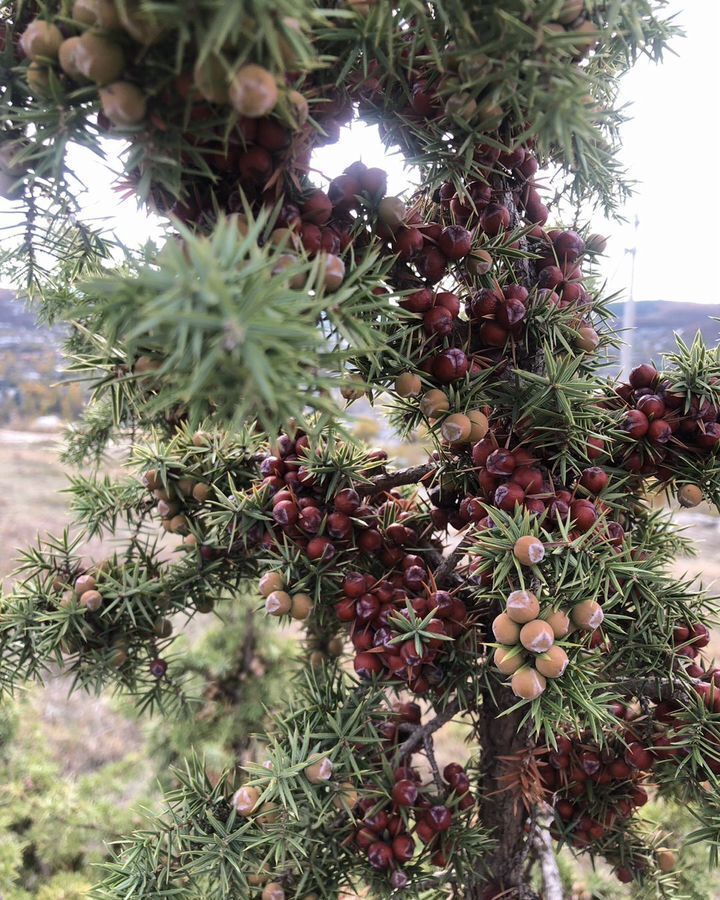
2 0 719 304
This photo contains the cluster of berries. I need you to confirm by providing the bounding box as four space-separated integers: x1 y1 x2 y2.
538 726 673 883
258 435 432 570
348 704 475 888
613 364 720 497
337 563 468 694
141 467 212 536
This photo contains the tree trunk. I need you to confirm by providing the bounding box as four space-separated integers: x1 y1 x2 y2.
469 682 537 899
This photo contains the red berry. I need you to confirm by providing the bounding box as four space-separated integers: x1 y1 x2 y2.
424 805 452 832
628 364 659 390
272 499 298 526
438 225 472 260
149 658 167 678
302 189 333 225
392 779 419 807
343 573 367 598
423 306 454 336
443 762 464 784
481 203 511 235
624 742 654 771
553 230 585 262
334 488 361 514
486 448 516 476
392 833 415 863
306 536 336 561
622 409 649 439
636 393 665 420
354 652 383 679
579 466 608 494
570 499 598 532
367 841 393 870
401 287 434 313
647 418 671 444
468 288 499 319
435 290 461 317
494 482 525 511
433 348 469 383
328 174 361 210
360 166 387 198
690 622 710 647
335 598 357 622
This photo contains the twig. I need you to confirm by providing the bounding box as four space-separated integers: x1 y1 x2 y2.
396 698 461 757
531 804 563 900
434 532 475 587
424 734 445 792
613 676 696 701
357 463 435 496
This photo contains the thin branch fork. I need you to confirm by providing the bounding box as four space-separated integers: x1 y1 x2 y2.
434 531 475 587
357 463 435 496
396 698 461 757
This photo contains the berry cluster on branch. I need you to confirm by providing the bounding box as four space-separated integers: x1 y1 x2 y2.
1 1 718 898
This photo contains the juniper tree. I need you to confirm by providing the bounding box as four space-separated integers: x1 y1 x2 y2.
0 0 719 898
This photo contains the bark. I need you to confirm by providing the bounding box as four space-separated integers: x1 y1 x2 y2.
471 683 537 899
467 179 542 899
357 462 435 496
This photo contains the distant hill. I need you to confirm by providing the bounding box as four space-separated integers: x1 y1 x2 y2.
607 301 720 370
0 288 43 343
1 289 719 374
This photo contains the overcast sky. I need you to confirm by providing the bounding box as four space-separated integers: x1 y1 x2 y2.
3 0 718 305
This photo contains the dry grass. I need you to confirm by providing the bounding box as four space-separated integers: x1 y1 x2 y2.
0 431 148 779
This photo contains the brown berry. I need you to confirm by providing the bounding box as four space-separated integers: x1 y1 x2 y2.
193 53 229 104
544 609 571 638
571 599 604 631
513 536 545 566
492 613 521 645
321 253 345 291
506 589 540 624
394 372 422 397
511 667 547 699
75 573 96 595
73 0 122 28
265 590 292 616
467 410 489 441
377 196 407 231
79 589 103 612
519 620 554 653
20 19 63 61
99 82 147 126
229 64 279 117
58 37 84 79
678 484 703 508
535 645 569 678
73 32 125 84
440 413 472 444
262 885 285 900
419 389 450 419
576 326 599 352
259 572 285 597
290 593 313 620
305 757 333 783
494 645 525 674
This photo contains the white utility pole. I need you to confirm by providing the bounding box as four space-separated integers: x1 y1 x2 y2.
619 215 639 378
